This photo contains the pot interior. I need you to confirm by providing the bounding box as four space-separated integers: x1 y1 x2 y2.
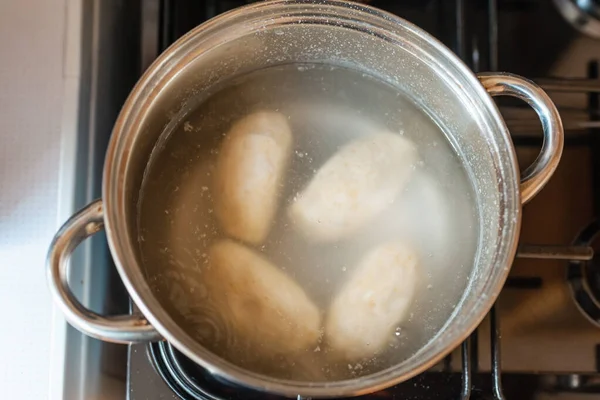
105 1 520 396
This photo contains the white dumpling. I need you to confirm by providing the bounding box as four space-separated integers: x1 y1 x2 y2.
325 241 419 360
206 239 321 357
288 132 417 242
214 111 292 244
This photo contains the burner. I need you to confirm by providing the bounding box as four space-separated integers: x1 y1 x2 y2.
554 0 600 38
148 341 280 400
568 219 600 327
146 341 473 400
147 341 424 400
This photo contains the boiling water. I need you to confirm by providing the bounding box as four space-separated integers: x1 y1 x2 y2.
137 64 478 381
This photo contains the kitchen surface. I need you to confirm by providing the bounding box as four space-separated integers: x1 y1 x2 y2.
0 0 78 399
4 0 600 399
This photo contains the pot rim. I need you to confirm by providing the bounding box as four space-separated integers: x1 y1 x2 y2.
102 0 521 397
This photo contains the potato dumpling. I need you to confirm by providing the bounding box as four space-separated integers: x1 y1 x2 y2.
288 132 417 242
325 241 419 360
214 111 292 244
205 239 321 357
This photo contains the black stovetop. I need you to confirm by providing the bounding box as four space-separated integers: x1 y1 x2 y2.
127 1 600 399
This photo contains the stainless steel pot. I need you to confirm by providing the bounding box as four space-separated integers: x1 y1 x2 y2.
47 1 564 397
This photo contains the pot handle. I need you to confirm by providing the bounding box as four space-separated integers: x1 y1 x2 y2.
46 199 162 344
478 73 564 204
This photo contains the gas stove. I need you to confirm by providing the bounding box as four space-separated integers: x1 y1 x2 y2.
69 0 600 399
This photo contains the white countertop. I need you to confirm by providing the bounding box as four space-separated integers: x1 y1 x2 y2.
0 0 81 398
